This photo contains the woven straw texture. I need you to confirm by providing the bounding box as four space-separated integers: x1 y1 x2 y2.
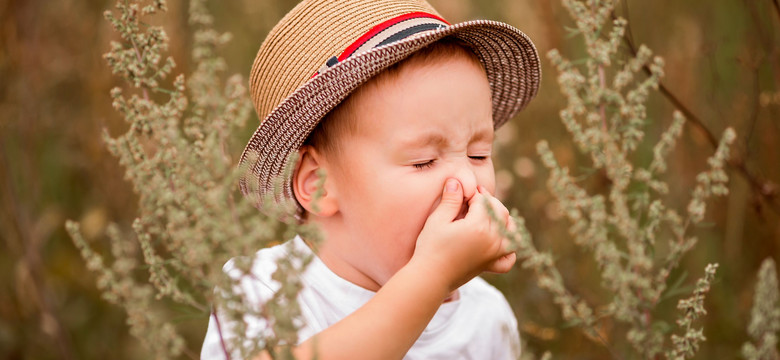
250 0 441 121
240 0 541 213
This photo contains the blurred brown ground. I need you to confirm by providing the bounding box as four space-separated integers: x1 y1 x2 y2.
1 0 779 358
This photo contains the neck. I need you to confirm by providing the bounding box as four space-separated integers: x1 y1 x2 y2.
305 215 384 292
304 215 461 302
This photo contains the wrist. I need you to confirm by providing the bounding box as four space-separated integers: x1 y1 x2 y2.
403 255 455 297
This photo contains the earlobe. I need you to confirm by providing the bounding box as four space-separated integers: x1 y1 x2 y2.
292 146 339 217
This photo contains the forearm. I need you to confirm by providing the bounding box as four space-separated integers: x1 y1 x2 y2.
258 258 449 360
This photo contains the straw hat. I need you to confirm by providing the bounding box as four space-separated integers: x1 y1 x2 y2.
239 0 541 212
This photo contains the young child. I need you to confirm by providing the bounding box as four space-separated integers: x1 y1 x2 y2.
202 0 540 358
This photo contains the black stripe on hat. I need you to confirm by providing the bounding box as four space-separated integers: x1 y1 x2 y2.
375 23 446 48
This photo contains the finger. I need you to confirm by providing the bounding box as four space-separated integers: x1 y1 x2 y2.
427 178 464 223
485 252 517 273
472 188 509 240
465 192 489 221
478 186 510 223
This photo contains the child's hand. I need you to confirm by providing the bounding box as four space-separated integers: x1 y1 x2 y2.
411 179 517 293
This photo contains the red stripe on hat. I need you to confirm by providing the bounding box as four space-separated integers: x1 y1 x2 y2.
337 11 450 61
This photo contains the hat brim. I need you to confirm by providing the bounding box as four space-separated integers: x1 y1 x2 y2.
239 20 541 209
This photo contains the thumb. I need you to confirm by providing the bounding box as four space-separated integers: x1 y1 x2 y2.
428 179 464 223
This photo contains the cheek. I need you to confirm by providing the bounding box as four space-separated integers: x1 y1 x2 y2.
352 170 437 229
391 176 441 218
377 175 442 244
369 177 438 273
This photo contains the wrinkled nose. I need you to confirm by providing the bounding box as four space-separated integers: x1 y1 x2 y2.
453 163 478 201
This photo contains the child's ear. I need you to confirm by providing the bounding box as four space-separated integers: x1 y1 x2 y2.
293 145 339 217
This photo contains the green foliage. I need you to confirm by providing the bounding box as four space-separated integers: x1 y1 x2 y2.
66 0 314 358
667 263 718 359
503 0 736 358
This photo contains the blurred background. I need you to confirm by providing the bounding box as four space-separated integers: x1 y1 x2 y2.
1 0 778 358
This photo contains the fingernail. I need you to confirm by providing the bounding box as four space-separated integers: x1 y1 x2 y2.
445 179 459 192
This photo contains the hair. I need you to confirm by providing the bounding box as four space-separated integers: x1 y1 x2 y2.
303 37 484 160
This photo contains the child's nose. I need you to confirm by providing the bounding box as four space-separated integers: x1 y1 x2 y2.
452 164 478 200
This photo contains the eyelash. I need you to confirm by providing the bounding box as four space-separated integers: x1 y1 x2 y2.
413 160 434 170
412 156 489 170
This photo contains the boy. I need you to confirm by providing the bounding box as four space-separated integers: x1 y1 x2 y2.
202 0 540 358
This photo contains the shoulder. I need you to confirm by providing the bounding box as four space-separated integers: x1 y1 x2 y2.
221 238 308 305
224 236 312 276
202 241 298 360
223 240 288 272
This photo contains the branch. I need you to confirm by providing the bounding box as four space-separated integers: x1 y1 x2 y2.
0 136 75 359
773 0 780 22
610 11 780 215
212 306 232 360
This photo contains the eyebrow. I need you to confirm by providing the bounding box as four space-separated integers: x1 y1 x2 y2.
409 133 447 148
399 128 494 148
471 128 494 143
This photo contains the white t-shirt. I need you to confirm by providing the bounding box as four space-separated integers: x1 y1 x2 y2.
201 236 521 359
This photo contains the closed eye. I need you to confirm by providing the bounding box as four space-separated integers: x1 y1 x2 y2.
469 155 489 161
412 160 435 170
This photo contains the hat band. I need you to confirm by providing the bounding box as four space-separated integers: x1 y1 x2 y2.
313 11 450 77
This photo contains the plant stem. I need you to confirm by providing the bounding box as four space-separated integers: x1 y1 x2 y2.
610 11 780 215
773 0 780 22
212 306 232 360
